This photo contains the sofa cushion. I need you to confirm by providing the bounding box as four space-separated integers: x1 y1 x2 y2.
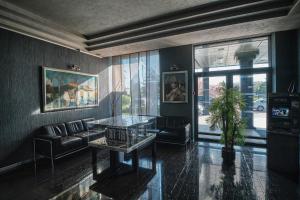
157 131 181 141
75 130 105 143
82 118 95 131
43 123 68 137
60 136 82 147
65 120 85 135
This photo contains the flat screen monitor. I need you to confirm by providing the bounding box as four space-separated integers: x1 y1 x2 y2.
272 107 289 118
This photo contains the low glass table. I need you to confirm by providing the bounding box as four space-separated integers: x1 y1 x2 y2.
89 133 156 181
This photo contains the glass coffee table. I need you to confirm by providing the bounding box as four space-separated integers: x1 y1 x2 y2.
87 114 156 129
89 133 156 181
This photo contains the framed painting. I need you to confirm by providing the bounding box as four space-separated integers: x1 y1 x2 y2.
162 70 188 103
42 67 99 112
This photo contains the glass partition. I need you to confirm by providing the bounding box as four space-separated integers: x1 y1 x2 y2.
109 50 160 116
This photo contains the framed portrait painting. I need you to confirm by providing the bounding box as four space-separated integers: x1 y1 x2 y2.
162 71 188 103
42 67 99 112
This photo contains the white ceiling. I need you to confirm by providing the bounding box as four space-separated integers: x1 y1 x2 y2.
0 0 299 57
4 0 219 35
93 14 300 57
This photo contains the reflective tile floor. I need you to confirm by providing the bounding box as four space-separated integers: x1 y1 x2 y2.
0 142 299 200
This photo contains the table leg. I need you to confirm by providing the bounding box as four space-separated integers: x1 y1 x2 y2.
110 150 120 171
92 148 98 180
132 149 139 174
152 141 157 171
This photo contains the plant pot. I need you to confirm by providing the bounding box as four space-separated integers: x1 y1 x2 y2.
222 147 235 165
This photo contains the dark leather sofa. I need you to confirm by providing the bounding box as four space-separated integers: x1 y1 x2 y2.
149 116 191 145
34 118 105 172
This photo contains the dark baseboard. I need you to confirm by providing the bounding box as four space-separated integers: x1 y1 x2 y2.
0 159 33 175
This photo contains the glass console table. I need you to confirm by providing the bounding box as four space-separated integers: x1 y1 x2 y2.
89 133 156 180
87 115 157 180
87 114 156 128
87 114 156 142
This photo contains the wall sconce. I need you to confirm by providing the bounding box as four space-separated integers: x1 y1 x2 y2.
170 64 179 71
69 64 80 71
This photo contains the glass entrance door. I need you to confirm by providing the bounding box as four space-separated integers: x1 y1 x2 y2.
194 36 270 146
233 74 267 138
196 73 268 144
197 76 226 135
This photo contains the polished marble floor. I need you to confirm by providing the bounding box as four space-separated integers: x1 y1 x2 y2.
0 142 299 200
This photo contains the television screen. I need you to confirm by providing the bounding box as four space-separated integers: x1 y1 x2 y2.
272 107 289 118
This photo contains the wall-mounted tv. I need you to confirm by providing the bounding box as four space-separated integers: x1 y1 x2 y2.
271 107 289 118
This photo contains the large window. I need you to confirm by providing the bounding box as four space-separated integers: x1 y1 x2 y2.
195 37 269 72
109 50 160 116
195 37 270 142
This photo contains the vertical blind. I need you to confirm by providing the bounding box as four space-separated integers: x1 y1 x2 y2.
108 50 160 116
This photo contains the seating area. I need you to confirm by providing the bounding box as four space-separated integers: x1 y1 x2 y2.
34 118 105 170
0 1 300 200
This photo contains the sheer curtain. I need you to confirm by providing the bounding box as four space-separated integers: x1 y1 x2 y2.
108 50 160 116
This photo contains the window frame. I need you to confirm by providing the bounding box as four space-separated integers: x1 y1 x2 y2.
193 35 272 140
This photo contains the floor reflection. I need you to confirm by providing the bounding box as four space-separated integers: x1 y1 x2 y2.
0 142 299 200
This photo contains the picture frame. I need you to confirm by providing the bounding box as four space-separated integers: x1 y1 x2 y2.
42 67 99 112
162 70 188 103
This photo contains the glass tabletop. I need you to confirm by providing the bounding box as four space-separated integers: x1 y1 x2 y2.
88 133 156 153
87 114 156 128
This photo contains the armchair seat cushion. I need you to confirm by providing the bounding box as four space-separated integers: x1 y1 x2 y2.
157 131 177 139
147 129 161 134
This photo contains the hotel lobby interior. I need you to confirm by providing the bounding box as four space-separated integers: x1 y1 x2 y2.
0 0 300 199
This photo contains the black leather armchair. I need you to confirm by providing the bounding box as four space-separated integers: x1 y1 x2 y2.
151 116 191 145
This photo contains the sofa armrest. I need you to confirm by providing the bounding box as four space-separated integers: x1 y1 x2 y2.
35 134 61 141
34 135 61 146
34 135 62 155
34 135 61 141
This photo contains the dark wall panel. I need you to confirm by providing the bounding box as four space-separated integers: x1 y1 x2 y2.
272 30 299 93
298 29 300 92
0 28 109 168
159 45 194 124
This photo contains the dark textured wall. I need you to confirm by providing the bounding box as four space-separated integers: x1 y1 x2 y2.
159 45 194 131
298 29 300 92
0 28 110 169
272 30 299 93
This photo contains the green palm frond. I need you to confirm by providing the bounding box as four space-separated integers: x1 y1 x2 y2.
206 82 246 149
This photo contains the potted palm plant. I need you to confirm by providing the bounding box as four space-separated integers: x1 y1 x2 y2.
207 83 245 164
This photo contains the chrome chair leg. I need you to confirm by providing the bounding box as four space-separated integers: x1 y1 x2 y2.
50 141 54 174
33 140 37 175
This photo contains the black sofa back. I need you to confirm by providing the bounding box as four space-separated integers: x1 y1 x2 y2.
65 120 86 135
43 123 68 137
157 116 189 129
